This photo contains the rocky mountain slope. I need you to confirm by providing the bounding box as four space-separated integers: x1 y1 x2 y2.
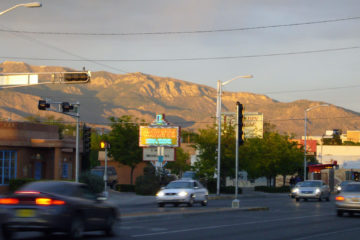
1 61 359 137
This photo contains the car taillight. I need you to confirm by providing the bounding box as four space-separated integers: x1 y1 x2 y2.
0 198 19 205
35 198 66 206
336 196 345 201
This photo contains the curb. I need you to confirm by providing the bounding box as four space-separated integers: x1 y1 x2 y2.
121 206 269 220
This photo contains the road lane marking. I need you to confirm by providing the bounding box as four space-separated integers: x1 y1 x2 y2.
293 227 360 240
132 213 333 237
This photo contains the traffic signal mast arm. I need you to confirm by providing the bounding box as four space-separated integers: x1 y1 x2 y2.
0 71 90 88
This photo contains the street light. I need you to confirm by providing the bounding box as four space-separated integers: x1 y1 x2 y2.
216 74 253 196
304 104 329 181
0 2 42 16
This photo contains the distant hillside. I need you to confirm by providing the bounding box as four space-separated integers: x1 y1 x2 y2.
1 61 359 137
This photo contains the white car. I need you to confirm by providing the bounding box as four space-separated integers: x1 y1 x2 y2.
292 180 330 202
156 179 209 207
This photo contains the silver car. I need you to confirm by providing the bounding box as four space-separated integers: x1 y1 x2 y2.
292 180 330 202
156 179 208 207
335 182 360 217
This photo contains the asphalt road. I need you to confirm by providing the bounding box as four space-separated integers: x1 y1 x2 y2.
7 194 360 240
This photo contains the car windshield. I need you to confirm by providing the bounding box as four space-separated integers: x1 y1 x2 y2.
342 184 360 192
299 181 322 187
166 181 193 189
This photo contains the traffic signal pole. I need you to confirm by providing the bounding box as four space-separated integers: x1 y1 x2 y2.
38 98 81 182
75 108 80 183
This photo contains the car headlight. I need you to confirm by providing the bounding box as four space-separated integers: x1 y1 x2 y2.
178 191 188 197
292 188 299 193
156 191 165 197
337 186 341 191
315 188 321 194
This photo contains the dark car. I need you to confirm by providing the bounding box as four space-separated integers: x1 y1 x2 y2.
91 166 118 189
0 181 119 239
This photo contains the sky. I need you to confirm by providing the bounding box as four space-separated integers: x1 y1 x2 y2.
1 0 360 112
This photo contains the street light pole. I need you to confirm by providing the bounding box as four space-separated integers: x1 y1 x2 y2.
216 75 252 196
304 104 329 181
0 2 41 16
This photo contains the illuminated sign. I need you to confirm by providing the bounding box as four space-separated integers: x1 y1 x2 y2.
139 126 180 147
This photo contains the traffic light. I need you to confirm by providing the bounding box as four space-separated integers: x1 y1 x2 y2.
83 124 91 154
354 172 360 181
237 102 245 146
100 141 110 149
63 72 91 83
38 100 50 110
61 102 74 113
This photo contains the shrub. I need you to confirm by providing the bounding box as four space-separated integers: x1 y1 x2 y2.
79 171 104 193
116 184 135 192
254 186 290 193
221 186 242 194
9 178 37 192
135 165 161 195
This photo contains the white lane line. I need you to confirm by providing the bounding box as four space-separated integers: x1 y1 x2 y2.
132 214 333 237
293 227 360 240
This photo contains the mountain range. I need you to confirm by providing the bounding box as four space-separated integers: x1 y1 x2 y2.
1 61 359 137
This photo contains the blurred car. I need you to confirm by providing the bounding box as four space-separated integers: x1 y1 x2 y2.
292 180 330 202
335 180 354 193
156 179 208 207
0 181 119 239
335 182 360 217
90 166 118 189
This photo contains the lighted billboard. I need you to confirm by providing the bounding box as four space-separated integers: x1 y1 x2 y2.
139 126 180 147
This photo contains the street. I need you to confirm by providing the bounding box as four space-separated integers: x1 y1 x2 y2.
7 194 360 240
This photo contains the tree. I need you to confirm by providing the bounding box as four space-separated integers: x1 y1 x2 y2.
165 148 191 176
107 115 143 185
191 123 235 185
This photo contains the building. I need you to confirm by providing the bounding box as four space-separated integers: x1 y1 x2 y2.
316 145 360 168
0 121 80 194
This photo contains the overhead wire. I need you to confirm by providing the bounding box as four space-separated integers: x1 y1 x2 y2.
2 46 359 62
0 16 359 36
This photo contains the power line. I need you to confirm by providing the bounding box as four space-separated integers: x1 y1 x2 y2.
1 16 359 36
2 46 359 62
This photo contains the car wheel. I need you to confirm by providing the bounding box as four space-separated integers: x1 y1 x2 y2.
104 213 116 236
158 203 164 207
201 196 208 206
187 196 194 207
337 210 344 217
318 197 322 202
348 212 354 217
326 196 330 202
173 203 179 207
2 226 13 240
295 198 300 202
304 198 308 202
68 215 85 239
